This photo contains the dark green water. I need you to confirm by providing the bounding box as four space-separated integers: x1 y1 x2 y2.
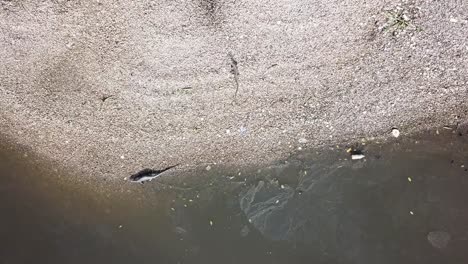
1 128 468 264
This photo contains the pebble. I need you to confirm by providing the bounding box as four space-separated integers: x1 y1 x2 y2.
206 165 211 171
391 128 400 138
298 138 308 144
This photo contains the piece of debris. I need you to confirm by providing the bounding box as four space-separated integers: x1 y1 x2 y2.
101 95 113 102
407 177 412 182
298 138 308 144
351 154 365 160
239 126 247 135
240 225 250 237
206 165 212 171
391 128 400 138
427 231 451 249
409 211 414 215
129 164 179 184
443 126 453 130
209 220 214 226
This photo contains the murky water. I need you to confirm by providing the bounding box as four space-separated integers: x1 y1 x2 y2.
1 128 468 264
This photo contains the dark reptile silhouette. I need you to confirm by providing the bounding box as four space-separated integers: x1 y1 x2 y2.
129 164 178 183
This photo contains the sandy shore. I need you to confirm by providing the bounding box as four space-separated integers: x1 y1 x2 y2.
1 0 467 180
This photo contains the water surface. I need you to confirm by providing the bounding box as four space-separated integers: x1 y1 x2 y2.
1 128 467 263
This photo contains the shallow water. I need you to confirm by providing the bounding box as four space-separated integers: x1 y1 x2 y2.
1 128 468 264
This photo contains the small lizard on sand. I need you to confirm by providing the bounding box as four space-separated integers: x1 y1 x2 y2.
228 52 240 98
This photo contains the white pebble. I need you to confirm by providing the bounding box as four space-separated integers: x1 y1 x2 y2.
391 128 400 138
206 165 211 171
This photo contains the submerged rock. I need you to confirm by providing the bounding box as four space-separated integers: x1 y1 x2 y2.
427 231 451 249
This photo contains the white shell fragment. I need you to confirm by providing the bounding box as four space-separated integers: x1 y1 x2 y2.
391 128 400 138
351 154 365 160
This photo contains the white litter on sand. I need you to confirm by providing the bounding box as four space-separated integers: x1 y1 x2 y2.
351 154 365 160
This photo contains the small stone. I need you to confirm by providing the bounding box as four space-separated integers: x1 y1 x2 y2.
120 155 125 159
427 231 451 249
206 165 211 171
391 128 400 138
118 225 123 229
280 184 285 189
298 138 308 144
449 18 458 23
407 177 412 182
209 220 213 226
409 211 414 215
275 200 279 204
